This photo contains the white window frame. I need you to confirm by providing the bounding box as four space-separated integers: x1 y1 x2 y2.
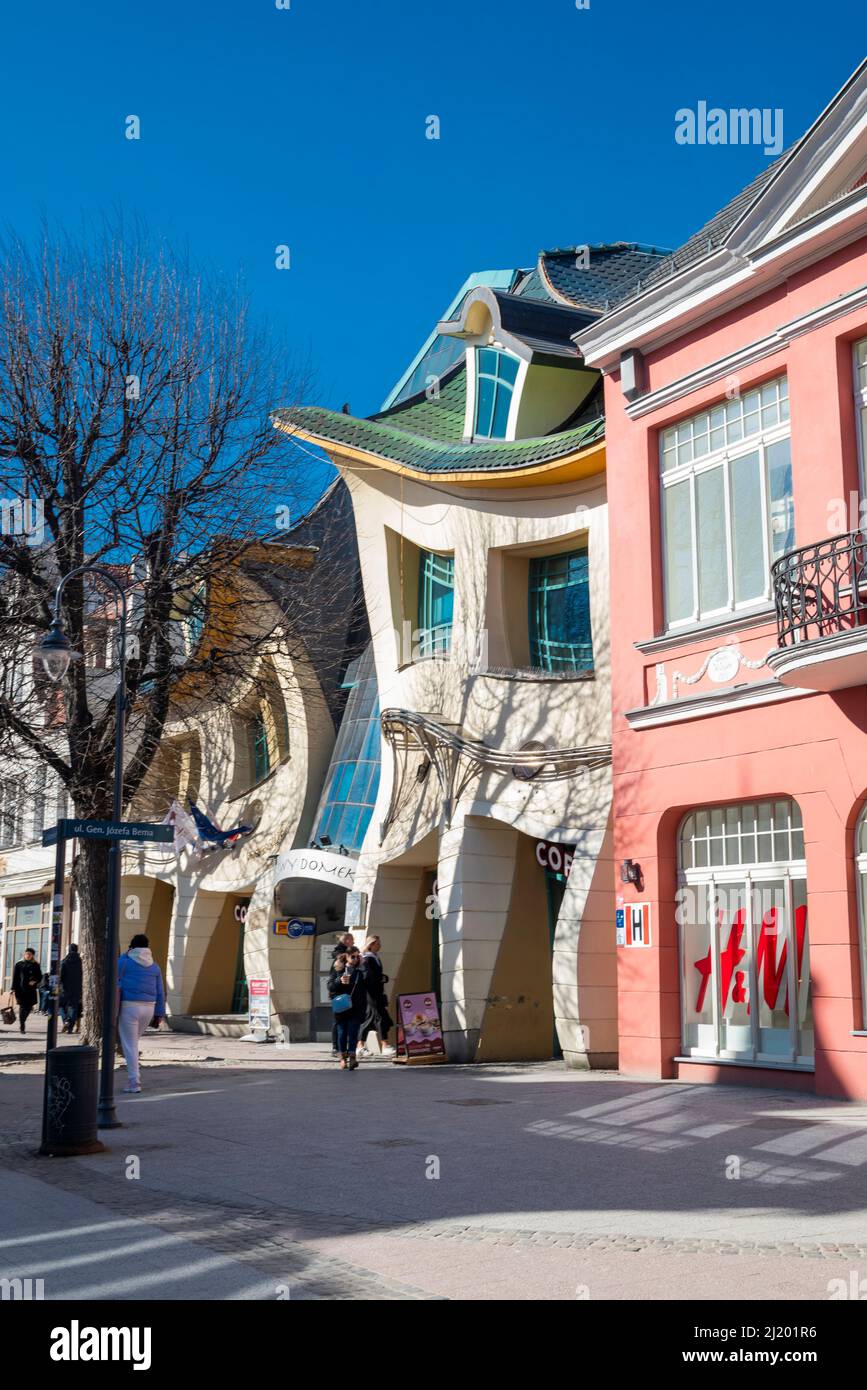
0 778 25 848
854 801 867 1030
678 800 812 1070
854 338 867 500
660 378 792 630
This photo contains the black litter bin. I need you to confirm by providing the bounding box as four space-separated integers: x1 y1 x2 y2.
40 1045 105 1156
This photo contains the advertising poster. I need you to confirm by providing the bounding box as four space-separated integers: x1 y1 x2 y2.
395 992 446 1062
248 977 271 1031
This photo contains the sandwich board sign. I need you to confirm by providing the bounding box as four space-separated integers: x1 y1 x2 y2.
394 992 446 1064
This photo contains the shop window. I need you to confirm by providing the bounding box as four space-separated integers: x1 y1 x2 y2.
678 798 812 1067
660 376 793 627
474 348 520 439
417 550 454 657
1 896 49 992
528 548 593 673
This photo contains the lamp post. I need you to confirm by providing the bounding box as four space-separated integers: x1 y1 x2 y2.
36 564 128 1129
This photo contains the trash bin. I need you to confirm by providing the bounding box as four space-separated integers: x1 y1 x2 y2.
40 1045 105 1156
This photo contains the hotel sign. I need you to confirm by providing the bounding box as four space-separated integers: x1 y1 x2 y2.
273 848 357 891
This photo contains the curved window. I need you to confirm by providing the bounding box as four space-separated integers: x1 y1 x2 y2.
528 549 593 673
313 644 381 854
474 349 520 439
417 550 454 658
678 799 812 1067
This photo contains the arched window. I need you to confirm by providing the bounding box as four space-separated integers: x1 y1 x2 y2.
678 798 812 1067
854 805 867 1030
474 349 519 439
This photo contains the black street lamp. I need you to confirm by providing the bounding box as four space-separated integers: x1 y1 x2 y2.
36 564 129 1129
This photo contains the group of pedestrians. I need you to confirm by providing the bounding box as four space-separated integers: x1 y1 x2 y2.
7 943 83 1034
328 932 395 1069
4 934 164 1098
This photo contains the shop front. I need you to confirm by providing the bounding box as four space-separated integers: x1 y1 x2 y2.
2 893 50 991
677 800 812 1072
273 847 359 1040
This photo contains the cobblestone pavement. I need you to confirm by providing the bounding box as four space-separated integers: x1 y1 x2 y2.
0 1131 440 1301
3 1055 867 1299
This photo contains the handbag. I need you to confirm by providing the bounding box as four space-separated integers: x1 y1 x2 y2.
331 993 352 1014
1 992 16 1026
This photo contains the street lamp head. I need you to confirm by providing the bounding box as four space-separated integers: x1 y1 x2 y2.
36 622 79 682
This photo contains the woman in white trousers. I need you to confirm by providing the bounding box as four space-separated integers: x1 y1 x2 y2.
116 934 166 1093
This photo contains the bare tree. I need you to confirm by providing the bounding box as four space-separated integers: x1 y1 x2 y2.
0 221 363 1041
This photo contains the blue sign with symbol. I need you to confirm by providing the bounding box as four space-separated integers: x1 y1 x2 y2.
287 918 315 939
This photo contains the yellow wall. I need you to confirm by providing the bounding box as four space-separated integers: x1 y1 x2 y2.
188 895 246 1014
476 835 554 1061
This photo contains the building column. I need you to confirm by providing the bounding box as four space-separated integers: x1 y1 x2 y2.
553 811 617 1069
436 813 517 1063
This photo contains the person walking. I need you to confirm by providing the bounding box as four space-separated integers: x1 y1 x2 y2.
359 936 395 1058
328 947 368 1070
329 932 356 1057
59 943 83 1034
12 948 42 1035
38 974 52 1015
116 934 165 1094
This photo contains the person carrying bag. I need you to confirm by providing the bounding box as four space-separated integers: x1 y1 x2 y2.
327 948 368 1070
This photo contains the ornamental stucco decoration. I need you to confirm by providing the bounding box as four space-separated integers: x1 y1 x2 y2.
379 707 611 841
650 644 776 705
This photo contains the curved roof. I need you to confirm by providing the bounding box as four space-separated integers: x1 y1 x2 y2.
538 243 671 311
274 402 604 477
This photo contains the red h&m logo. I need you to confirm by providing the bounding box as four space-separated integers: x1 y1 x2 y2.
693 904 807 1014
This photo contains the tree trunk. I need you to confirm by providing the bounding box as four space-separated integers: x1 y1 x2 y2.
74 839 110 1046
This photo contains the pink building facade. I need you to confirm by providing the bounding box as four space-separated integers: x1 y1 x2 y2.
579 61 867 1099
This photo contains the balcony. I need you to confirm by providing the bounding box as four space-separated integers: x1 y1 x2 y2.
768 529 867 691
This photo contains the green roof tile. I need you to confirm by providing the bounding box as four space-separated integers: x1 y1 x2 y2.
370 362 467 442
275 401 604 475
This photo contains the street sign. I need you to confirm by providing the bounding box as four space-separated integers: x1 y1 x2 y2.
42 819 174 847
273 918 315 938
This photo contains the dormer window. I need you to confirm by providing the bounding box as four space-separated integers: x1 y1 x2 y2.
474 348 520 439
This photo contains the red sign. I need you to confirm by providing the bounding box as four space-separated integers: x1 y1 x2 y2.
693 904 807 1015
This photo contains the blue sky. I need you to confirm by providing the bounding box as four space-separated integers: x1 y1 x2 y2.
0 0 863 423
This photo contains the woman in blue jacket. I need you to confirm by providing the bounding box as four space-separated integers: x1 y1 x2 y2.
117 933 166 1094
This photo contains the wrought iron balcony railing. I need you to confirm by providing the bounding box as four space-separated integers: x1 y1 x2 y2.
771 529 867 648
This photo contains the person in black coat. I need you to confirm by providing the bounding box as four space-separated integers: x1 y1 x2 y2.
60 943 83 1033
328 933 356 1055
12 949 42 1035
359 936 395 1056
327 948 368 1069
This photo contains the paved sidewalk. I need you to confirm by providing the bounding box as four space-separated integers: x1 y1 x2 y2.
0 1013 338 1066
2 1045 867 1300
